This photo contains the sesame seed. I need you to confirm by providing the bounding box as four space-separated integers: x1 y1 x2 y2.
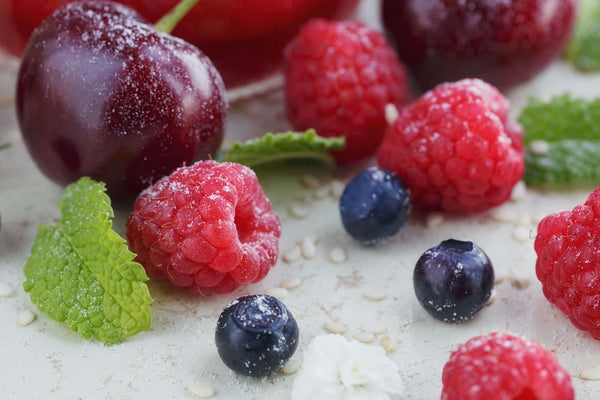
265 287 289 299
281 359 302 375
324 320 348 334
354 332 376 344
300 174 321 190
580 366 600 381
0 282 13 297
490 208 516 223
329 247 347 264
288 204 309 219
513 226 531 243
380 335 398 353
282 245 301 263
280 277 302 290
510 181 527 202
510 270 530 289
385 103 400 126
426 212 444 228
529 140 550 155
361 323 387 335
300 237 317 259
362 290 386 301
18 310 36 327
186 384 215 399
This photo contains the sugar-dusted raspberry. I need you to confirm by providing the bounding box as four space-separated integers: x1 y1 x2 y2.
535 188 600 339
377 78 524 213
442 332 574 400
284 19 410 164
126 160 281 295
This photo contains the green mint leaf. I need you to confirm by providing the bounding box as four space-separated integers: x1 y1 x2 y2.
0 143 10 151
218 129 345 167
565 0 600 71
520 95 600 186
23 177 152 344
525 140 600 186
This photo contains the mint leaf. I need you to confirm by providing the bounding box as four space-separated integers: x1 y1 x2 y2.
218 129 345 167
0 143 10 151
520 95 600 186
565 0 600 71
23 177 152 344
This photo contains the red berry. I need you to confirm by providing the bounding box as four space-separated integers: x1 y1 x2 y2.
535 188 600 340
126 160 281 295
376 78 524 213
284 19 410 164
382 0 578 91
442 332 574 400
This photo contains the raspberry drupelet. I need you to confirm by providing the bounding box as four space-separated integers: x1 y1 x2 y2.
284 19 411 164
377 78 524 213
442 332 574 400
126 160 281 294
535 188 600 340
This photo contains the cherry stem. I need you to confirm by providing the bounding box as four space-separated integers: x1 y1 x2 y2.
154 0 201 34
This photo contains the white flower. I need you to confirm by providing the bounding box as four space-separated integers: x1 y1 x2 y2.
291 334 404 400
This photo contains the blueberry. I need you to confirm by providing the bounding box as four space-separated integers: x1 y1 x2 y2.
413 239 494 323
215 294 299 377
339 167 411 244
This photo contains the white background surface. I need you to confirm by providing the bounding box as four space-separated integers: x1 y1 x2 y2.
2 0 600 399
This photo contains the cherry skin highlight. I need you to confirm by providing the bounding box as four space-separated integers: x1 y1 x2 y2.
16 1 227 204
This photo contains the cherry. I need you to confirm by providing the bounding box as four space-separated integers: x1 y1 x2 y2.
16 0 226 205
382 0 577 91
2 0 358 87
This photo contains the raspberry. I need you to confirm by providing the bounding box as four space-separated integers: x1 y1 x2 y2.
126 160 281 295
442 332 574 400
284 19 410 164
535 188 600 339
377 78 524 213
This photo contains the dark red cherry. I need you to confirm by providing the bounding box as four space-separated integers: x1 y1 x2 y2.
16 1 226 204
382 0 577 91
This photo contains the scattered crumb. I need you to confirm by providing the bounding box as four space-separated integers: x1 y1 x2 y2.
426 212 444 228
0 282 14 297
300 236 317 259
281 359 302 375
324 320 348 334
280 277 302 290
282 245 301 263
186 384 215 399
329 247 347 264
313 186 330 200
486 289 497 306
329 180 345 199
362 290 386 302
18 310 36 327
380 335 397 353
361 323 387 335
510 271 531 289
580 366 600 381
513 226 531 243
300 174 321 190
266 287 289 300
515 215 532 227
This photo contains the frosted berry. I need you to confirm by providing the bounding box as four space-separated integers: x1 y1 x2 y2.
442 332 574 400
339 167 411 244
414 239 494 322
377 78 524 213
535 188 600 340
215 294 299 377
284 19 410 164
126 160 281 294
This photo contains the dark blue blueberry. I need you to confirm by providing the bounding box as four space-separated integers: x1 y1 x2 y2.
413 239 494 323
215 294 299 377
339 167 411 244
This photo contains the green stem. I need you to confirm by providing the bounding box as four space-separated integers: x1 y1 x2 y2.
154 0 201 34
